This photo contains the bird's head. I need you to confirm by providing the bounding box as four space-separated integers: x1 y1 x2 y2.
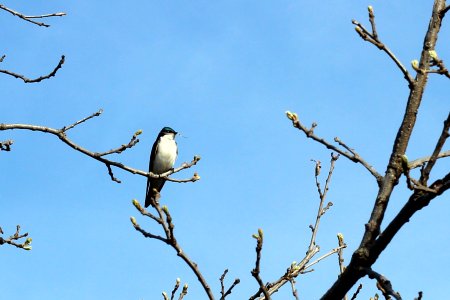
160 127 178 137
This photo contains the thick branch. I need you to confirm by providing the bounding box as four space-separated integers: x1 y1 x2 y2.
321 2 447 299
0 55 65 83
0 4 66 27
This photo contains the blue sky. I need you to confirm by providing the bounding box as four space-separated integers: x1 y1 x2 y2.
1 1 449 299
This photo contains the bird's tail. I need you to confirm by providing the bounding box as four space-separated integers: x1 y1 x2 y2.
144 189 156 208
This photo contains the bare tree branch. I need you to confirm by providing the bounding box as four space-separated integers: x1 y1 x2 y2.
251 228 271 300
336 233 348 300
408 150 450 169
0 4 66 27
0 109 200 183
350 284 363 300
321 2 447 298
0 225 32 250
414 291 423 300
250 154 344 300
286 111 383 184
0 139 13 151
352 6 415 86
219 269 240 300
365 268 402 300
131 197 215 300
0 55 65 83
420 112 450 185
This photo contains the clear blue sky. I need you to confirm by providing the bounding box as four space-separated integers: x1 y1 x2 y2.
1 1 449 299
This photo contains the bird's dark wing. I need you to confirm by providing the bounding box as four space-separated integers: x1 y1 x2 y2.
145 137 162 207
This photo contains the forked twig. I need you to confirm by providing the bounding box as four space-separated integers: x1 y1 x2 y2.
131 198 214 300
352 6 414 86
0 4 66 27
0 225 32 250
286 111 382 184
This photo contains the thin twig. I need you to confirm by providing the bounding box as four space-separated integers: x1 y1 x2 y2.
289 278 299 300
0 55 65 83
251 229 271 300
309 154 339 252
408 150 450 169
131 199 215 300
170 278 181 300
251 155 342 300
336 233 348 300
0 225 32 250
420 112 450 185
352 6 414 86
286 111 382 184
219 269 240 300
350 284 363 300
304 245 347 270
61 109 103 132
0 4 66 27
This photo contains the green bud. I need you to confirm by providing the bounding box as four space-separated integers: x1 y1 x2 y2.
23 245 32 251
135 129 143 136
429 50 438 60
162 205 169 214
130 216 137 226
24 237 32 245
258 228 264 238
411 60 419 70
368 5 373 13
132 199 142 210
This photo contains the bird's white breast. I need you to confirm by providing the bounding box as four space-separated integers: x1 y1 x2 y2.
153 134 177 174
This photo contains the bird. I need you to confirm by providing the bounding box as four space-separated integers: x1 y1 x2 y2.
145 127 178 208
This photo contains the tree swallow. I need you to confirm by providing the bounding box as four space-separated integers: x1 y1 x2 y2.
145 127 178 207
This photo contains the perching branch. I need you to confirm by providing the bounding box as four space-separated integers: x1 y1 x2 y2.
0 225 32 250
352 6 415 86
286 111 383 184
131 197 215 300
0 55 65 83
0 4 66 27
0 109 200 183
